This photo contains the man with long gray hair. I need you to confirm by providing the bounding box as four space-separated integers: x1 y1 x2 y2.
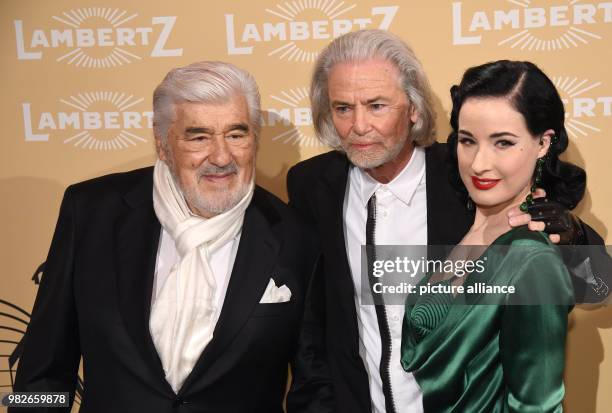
13 61 332 412
287 29 599 413
288 29 448 413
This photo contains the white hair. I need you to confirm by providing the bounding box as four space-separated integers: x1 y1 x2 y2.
153 61 261 142
310 29 437 149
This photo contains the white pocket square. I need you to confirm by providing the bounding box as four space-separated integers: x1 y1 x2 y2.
259 278 292 303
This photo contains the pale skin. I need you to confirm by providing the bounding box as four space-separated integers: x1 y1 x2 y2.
457 97 555 246
155 96 256 218
430 97 555 285
326 58 555 238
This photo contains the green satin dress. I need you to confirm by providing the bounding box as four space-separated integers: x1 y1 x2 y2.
401 227 573 413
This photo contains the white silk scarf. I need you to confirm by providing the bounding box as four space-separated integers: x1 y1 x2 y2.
149 159 253 392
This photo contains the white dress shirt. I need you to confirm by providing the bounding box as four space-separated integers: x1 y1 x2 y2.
344 146 427 413
151 228 240 333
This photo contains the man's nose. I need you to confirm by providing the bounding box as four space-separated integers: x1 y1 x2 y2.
352 105 372 136
208 135 232 166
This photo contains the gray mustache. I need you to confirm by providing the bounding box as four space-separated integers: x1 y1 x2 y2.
198 162 238 177
346 133 381 145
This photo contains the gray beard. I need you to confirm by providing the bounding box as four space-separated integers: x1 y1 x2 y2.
165 158 251 218
182 177 251 217
342 135 407 170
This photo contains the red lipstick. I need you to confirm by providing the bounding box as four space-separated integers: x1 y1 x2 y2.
471 176 500 190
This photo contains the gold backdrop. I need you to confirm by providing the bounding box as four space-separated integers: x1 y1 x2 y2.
1 1 611 411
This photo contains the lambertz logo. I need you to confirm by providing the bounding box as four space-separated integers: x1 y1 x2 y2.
22 91 152 150
453 1 612 50
263 86 322 146
553 76 612 138
225 1 398 61
15 7 182 67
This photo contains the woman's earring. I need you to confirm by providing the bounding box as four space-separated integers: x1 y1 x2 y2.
467 196 474 211
520 157 545 212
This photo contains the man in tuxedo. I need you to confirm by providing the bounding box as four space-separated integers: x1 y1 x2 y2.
13 61 331 412
287 29 608 413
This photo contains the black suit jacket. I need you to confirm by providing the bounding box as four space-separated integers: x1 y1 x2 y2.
287 143 473 413
13 167 332 413
286 143 610 412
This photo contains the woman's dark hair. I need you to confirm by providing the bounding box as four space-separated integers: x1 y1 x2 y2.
447 60 586 210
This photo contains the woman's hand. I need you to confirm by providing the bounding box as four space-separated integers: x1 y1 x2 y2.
507 189 564 244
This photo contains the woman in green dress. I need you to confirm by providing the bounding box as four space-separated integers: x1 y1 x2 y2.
401 60 585 412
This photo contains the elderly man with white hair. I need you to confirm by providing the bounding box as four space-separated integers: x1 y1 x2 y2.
12 61 332 413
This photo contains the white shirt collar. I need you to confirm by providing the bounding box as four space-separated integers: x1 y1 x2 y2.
353 146 426 208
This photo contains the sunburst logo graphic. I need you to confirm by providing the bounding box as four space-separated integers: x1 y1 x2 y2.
499 0 601 50
22 91 152 149
265 0 357 62
553 77 606 138
452 0 609 49
61 92 148 149
225 4 398 60
14 9 182 65
53 8 142 68
264 86 323 147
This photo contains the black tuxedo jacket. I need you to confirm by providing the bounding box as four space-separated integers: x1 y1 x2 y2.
287 143 473 413
13 167 332 413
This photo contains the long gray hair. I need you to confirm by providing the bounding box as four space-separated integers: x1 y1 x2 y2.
311 29 436 149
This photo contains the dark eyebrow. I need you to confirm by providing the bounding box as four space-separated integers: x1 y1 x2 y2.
457 130 519 139
185 127 214 135
185 123 250 135
490 131 518 138
226 123 250 133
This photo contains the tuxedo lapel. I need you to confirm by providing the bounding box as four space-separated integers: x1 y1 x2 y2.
114 172 172 394
317 155 351 280
179 190 280 394
316 154 361 349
